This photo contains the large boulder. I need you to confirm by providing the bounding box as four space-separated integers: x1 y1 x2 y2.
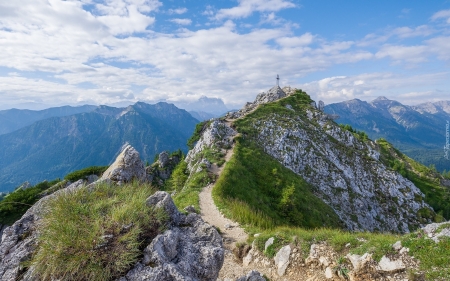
120 192 224 281
101 144 146 184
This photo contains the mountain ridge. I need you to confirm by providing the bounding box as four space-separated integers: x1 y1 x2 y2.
0 102 198 192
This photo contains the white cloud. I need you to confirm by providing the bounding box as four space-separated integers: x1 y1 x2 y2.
169 18 192 25
276 33 314 47
375 45 428 64
0 0 449 110
301 72 450 105
431 9 450 23
168 7 187 15
215 0 295 20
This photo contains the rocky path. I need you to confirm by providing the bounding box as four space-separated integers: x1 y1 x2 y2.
199 149 247 249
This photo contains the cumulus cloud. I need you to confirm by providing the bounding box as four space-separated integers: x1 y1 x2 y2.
301 72 449 105
431 9 450 23
168 7 188 15
215 0 295 20
169 18 192 25
0 0 449 110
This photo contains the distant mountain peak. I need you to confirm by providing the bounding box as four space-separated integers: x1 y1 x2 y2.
373 96 390 102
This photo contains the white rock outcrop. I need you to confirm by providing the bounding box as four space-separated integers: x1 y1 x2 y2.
274 245 291 276
101 144 146 184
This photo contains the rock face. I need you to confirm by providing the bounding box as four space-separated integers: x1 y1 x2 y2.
248 106 433 232
101 144 146 184
227 86 288 119
120 191 224 281
0 145 218 281
422 222 450 242
185 119 236 173
236 270 266 281
146 151 181 186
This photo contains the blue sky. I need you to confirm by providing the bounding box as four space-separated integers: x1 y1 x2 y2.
1 0 450 110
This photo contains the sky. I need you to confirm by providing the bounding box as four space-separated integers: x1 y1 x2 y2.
1 0 450 110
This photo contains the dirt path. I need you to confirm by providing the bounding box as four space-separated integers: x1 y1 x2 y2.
199 126 247 249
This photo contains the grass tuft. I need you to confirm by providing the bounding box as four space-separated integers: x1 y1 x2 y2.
30 181 166 281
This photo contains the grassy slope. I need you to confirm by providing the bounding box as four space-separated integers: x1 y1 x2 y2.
209 91 450 280
213 90 343 231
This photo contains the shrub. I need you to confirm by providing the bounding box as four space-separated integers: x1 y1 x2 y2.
30 181 167 281
64 166 108 182
0 179 60 225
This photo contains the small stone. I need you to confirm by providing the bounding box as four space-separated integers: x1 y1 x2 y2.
325 266 333 279
378 255 406 272
399 247 409 254
293 248 298 253
274 245 291 276
345 243 351 248
254 233 261 237
265 237 274 251
392 241 402 251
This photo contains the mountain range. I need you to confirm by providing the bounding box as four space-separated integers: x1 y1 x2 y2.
0 105 97 135
325 97 450 172
0 102 198 192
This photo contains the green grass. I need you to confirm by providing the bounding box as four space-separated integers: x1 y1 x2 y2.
403 233 450 280
64 165 108 182
0 179 60 225
377 138 450 221
30 181 166 281
212 135 344 230
252 227 399 261
173 169 211 211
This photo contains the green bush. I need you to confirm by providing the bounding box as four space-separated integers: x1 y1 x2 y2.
64 166 108 182
30 181 166 281
0 179 60 225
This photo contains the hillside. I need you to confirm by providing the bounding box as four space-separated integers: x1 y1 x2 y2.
324 98 450 171
0 102 198 192
165 86 450 280
0 105 97 135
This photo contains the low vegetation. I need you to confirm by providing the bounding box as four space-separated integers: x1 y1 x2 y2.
30 181 166 281
251 227 450 280
377 138 450 221
64 165 108 182
0 179 60 225
212 91 343 231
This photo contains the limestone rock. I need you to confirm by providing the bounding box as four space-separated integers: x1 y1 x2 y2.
377 256 406 272
347 253 374 272
185 119 236 173
251 106 433 232
123 192 224 281
184 205 197 213
325 266 333 279
146 152 181 186
274 245 291 276
392 241 402 251
158 151 170 168
0 180 84 281
101 144 146 185
264 237 274 251
422 221 450 242
146 191 181 225
236 270 265 281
